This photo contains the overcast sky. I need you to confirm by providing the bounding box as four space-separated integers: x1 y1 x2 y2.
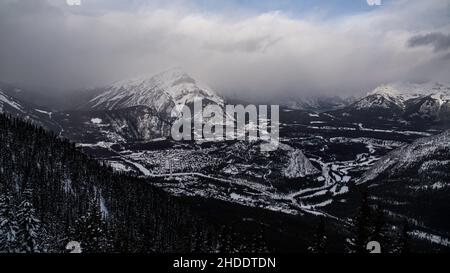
0 0 449 98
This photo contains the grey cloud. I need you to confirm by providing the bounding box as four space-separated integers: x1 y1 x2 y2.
0 0 449 100
408 32 450 52
204 36 281 53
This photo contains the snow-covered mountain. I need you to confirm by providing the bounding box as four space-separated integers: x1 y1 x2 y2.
0 83 60 131
405 84 450 121
353 82 449 112
53 106 172 143
84 68 224 114
277 95 351 112
283 149 321 179
358 129 450 184
75 69 231 142
353 85 407 111
217 141 320 182
355 129 450 242
0 86 26 115
330 82 450 129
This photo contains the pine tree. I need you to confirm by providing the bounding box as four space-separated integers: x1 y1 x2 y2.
347 190 372 253
17 188 42 253
396 220 411 254
308 217 328 253
371 204 388 252
73 199 112 253
0 193 19 253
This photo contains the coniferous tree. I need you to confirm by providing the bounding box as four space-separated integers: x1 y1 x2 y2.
17 188 42 253
347 190 394 253
0 193 19 253
396 220 411 254
347 190 372 253
371 204 388 253
309 217 328 253
72 199 112 253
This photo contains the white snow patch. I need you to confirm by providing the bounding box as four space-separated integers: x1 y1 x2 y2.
411 230 450 247
0 90 23 111
35 109 52 118
283 150 320 179
91 118 103 124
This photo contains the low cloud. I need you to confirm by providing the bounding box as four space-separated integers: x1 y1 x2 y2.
408 32 450 52
0 0 449 99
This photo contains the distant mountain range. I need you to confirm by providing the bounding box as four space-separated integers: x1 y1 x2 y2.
2 72 450 142
278 95 354 112
331 83 450 129
3 71 450 122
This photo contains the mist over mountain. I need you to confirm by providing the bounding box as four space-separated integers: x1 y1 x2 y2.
0 0 449 99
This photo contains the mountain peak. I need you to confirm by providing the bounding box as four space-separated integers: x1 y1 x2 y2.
368 84 400 97
352 84 405 110
86 68 224 111
111 67 190 89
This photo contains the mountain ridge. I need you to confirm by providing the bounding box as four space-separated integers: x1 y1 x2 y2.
357 129 450 184
84 68 224 112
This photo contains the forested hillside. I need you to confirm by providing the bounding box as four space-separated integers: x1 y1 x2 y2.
0 114 267 253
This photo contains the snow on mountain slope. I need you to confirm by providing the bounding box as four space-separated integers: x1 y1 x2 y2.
54 106 172 143
0 88 25 113
349 82 449 111
357 129 450 184
0 85 62 132
331 82 450 129
79 68 233 142
283 149 321 178
415 84 450 118
85 68 224 113
279 95 350 112
218 141 320 181
355 129 450 243
353 84 408 110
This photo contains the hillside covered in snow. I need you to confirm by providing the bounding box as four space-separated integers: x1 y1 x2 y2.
358 129 450 184
329 83 450 130
84 68 224 113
